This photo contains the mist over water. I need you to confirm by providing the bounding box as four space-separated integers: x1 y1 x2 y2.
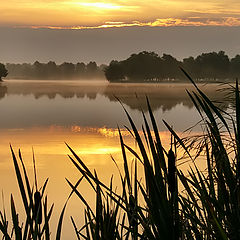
0 80 225 129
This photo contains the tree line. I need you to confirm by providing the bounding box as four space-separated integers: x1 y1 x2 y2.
5 61 106 80
2 50 240 82
105 51 240 82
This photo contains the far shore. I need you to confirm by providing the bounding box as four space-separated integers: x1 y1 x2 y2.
3 78 235 85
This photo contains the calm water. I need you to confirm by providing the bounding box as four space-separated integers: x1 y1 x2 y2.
0 80 225 238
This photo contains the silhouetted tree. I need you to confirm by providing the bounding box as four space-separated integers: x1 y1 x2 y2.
0 63 8 81
182 56 199 78
230 55 240 78
105 51 181 82
75 62 86 78
105 61 125 81
124 51 162 81
46 61 58 79
161 54 181 79
22 63 33 78
86 61 97 72
99 64 107 71
6 63 33 79
105 50 235 82
33 61 46 79
6 61 103 80
85 61 99 79
195 51 230 79
59 62 75 79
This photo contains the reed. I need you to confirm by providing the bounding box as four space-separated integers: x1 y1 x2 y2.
66 99 181 239
0 148 79 240
67 72 240 239
177 69 240 239
0 147 54 240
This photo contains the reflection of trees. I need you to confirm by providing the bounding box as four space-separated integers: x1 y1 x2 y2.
0 84 7 99
102 86 193 112
5 82 106 101
102 83 228 112
60 92 75 99
76 93 85 98
4 81 229 112
86 92 97 100
34 93 57 99
104 94 193 112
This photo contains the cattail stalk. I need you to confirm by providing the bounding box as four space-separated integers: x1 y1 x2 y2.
33 191 42 224
168 149 176 193
32 148 42 224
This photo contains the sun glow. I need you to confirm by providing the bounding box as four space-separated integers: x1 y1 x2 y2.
78 2 123 10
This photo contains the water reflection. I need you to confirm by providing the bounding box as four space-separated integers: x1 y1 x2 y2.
0 124 171 239
0 80 228 130
0 80 227 112
0 83 7 99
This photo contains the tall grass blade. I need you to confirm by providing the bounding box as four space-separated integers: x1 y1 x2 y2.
10 195 22 240
10 145 34 235
56 177 83 240
146 97 167 174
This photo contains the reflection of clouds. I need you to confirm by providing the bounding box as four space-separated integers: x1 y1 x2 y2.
0 124 173 155
98 127 123 137
71 125 130 137
70 125 173 140
77 147 120 155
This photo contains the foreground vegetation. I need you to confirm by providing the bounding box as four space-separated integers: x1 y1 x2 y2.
0 70 240 239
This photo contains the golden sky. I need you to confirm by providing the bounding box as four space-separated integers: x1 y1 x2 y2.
1 0 240 28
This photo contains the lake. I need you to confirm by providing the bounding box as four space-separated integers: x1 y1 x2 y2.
0 80 226 238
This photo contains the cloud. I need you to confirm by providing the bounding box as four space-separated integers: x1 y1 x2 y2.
149 17 240 26
23 17 240 29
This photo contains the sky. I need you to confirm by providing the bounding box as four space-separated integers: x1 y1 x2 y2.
1 0 240 63
2 0 240 28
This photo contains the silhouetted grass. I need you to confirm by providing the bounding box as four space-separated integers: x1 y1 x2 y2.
66 98 180 239
67 72 240 239
0 147 54 240
0 147 82 240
